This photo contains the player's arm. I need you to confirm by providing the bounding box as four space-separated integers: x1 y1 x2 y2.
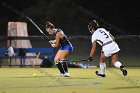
88 41 96 61
50 32 61 48
90 41 96 57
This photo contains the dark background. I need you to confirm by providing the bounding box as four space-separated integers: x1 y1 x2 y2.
0 0 140 67
0 0 139 36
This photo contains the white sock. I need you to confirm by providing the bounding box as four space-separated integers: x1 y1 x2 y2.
100 63 106 74
114 61 122 68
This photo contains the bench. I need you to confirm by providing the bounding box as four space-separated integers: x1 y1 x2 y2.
0 48 55 67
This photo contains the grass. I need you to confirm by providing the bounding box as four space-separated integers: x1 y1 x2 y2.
0 67 139 93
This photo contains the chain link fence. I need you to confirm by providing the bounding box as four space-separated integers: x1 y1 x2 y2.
0 35 139 67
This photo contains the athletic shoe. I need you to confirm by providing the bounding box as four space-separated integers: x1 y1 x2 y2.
56 73 64 77
63 73 70 77
120 66 127 76
95 71 106 77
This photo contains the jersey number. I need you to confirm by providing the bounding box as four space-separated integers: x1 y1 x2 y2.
99 30 109 38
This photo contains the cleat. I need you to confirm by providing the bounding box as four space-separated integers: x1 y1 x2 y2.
120 66 127 76
63 73 70 77
95 71 106 77
56 73 64 77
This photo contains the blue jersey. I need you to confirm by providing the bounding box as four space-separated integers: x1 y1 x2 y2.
55 28 73 52
55 28 71 47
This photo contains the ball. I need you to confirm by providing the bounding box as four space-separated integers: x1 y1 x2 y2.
33 74 37 77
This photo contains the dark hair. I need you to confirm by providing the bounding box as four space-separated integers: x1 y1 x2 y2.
46 21 55 29
88 20 99 31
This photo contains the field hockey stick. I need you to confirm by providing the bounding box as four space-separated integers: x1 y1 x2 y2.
2 2 50 41
32 52 41 67
63 59 88 62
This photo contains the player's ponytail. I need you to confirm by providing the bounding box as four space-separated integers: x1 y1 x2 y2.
46 21 55 29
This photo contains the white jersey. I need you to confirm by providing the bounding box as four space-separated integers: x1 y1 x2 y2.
91 28 120 57
91 28 113 46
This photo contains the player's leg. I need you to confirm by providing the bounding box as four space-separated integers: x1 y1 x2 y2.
112 53 127 76
54 50 65 76
96 52 107 77
60 50 70 77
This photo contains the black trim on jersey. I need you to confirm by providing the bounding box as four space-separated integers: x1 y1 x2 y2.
55 28 71 47
96 39 103 45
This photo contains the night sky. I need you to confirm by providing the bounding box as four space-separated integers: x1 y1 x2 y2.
0 0 139 36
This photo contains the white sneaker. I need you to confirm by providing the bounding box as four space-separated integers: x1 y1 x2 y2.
63 73 70 77
95 71 106 77
56 73 64 76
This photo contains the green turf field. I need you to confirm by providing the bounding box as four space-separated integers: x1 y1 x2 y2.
0 68 139 93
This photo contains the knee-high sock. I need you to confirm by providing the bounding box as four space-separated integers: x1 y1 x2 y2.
55 62 65 74
62 61 68 73
100 63 106 74
114 61 122 68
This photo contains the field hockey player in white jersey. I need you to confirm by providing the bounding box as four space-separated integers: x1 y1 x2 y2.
87 20 127 77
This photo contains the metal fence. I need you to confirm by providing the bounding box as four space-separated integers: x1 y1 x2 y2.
0 35 140 67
